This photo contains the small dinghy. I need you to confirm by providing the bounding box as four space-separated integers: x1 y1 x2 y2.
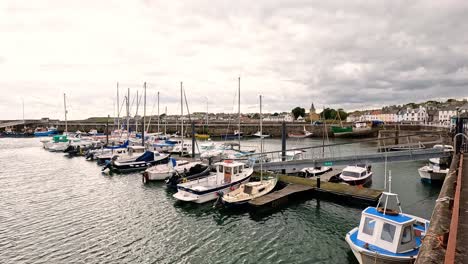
103 151 170 174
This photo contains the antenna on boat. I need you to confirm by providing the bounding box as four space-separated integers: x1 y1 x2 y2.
384 152 388 191
260 94 263 181
388 170 392 193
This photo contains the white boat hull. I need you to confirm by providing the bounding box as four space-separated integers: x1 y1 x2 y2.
173 176 251 204
418 166 448 183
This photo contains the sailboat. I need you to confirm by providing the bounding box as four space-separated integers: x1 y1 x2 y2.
222 95 277 205
346 172 430 264
287 126 313 138
221 77 243 141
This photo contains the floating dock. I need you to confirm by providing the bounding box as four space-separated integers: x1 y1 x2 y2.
249 174 383 208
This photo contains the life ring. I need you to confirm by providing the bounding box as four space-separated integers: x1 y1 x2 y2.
377 207 399 216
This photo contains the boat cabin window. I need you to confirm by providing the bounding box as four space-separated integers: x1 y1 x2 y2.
381 223 396 243
218 165 224 173
363 217 376 236
239 166 243 173
361 171 367 177
233 167 238 174
401 225 413 244
244 185 253 194
342 171 361 178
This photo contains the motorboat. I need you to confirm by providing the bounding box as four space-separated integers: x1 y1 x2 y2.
428 144 453 166
220 130 243 140
85 140 129 160
143 158 207 182
173 160 252 203
103 151 170 174
299 166 332 177
418 164 449 183
195 133 210 140
165 163 212 188
338 164 372 186
95 145 144 165
346 191 429 264
221 176 277 205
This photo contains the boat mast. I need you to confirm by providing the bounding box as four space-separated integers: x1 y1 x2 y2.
180 82 184 156
206 97 209 134
135 90 139 134
63 93 68 133
142 82 146 146
127 88 130 138
117 82 120 131
238 76 241 150
157 91 160 134
164 106 167 135
260 94 263 181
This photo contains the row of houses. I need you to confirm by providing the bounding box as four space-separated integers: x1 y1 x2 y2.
347 103 468 125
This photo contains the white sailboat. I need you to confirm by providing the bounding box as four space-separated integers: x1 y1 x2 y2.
222 95 277 205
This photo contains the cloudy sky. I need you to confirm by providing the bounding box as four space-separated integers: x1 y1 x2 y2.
1 0 468 120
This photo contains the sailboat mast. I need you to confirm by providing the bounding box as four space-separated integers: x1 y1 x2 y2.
260 94 263 181
238 76 241 149
127 88 130 137
142 82 146 146
135 90 139 133
181 82 184 156
164 106 167 135
206 98 209 134
157 91 160 133
63 93 68 133
117 82 120 131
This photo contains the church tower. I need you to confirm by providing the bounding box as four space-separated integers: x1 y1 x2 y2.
309 103 319 121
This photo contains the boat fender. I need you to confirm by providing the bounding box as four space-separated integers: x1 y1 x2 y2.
216 191 224 197
142 172 149 184
230 185 236 191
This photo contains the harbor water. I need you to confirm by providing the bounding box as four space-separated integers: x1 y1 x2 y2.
0 138 440 263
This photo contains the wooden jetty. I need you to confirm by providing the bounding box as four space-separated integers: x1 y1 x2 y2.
249 174 383 208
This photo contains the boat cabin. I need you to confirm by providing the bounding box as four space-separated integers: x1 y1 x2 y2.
215 160 245 184
341 165 370 178
128 145 146 155
357 193 423 254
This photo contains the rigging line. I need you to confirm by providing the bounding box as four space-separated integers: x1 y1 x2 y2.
146 91 159 132
222 83 238 144
182 87 201 155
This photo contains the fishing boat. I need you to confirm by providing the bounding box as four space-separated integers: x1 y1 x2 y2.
331 125 353 135
103 151 170 173
338 164 372 186
346 187 430 263
288 126 313 138
221 176 277 205
34 127 58 137
299 166 332 177
173 160 253 203
143 158 208 182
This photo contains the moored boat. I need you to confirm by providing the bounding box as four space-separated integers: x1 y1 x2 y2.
173 160 252 203
143 158 209 182
221 176 277 205
418 164 448 183
346 191 430 264
288 126 313 138
299 166 332 177
338 164 372 186
103 150 170 174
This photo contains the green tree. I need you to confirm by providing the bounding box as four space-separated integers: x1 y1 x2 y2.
291 107 306 119
273 112 279 116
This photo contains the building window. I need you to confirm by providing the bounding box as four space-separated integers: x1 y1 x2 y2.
381 223 396 243
363 217 375 236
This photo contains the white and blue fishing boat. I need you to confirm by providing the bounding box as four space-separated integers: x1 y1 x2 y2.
346 185 430 264
173 160 252 203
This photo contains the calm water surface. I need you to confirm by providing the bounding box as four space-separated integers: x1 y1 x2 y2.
0 138 440 263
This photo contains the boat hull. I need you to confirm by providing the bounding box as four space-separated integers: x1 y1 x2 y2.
418 166 447 183
173 176 251 204
341 174 372 186
346 228 417 264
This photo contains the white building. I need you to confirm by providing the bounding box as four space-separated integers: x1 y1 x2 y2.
397 106 428 123
263 113 294 122
438 106 457 126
